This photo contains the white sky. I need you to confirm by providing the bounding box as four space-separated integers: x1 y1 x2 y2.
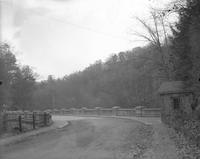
1 0 172 80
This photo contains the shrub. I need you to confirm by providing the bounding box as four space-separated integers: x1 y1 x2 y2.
171 110 200 148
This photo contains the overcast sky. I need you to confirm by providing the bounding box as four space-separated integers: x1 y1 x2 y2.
1 0 172 80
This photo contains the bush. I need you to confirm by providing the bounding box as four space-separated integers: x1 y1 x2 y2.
171 110 200 148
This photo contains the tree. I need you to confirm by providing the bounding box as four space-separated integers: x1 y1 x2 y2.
0 43 18 109
11 66 36 110
32 44 161 109
134 11 174 80
171 0 200 85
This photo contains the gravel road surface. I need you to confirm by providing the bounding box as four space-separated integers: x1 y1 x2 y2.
1 116 178 159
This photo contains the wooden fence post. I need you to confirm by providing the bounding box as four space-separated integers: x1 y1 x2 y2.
32 112 35 129
18 115 22 132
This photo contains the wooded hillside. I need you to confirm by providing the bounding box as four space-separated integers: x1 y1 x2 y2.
1 0 200 110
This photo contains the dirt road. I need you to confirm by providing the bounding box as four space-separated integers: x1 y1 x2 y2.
1 117 178 159
1 118 154 159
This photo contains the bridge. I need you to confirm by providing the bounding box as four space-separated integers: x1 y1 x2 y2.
48 106 161 117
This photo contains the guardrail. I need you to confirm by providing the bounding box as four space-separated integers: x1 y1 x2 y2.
2 111 52 132
48 106 161 117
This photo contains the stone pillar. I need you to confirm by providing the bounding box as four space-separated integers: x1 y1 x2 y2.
60 109 65 115
2 112 8 131
95 107 101 115
70 108 75 115
112 106 120 116
135 106 144 117
81 107 87 115
45 109 52 114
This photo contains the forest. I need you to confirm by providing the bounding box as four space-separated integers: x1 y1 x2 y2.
0 0 200 111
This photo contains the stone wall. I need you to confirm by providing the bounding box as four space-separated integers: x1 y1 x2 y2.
160 93 194 124
48 107 161 117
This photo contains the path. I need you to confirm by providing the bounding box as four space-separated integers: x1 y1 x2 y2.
1 116 179 159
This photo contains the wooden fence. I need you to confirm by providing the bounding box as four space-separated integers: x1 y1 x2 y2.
2 111 52 132
48 106 161 117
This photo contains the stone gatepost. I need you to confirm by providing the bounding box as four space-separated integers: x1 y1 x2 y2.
81 107 86 115
112 106 120 116
69 108 74 115
2 112 8 131
52 109 58 115
45 109 52 114
135 106 144 117
60 108 64 115
95 107 101 115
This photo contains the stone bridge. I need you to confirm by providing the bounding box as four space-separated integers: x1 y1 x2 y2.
48 106 161 117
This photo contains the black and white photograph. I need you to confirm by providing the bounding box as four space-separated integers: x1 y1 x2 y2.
0 0 200 158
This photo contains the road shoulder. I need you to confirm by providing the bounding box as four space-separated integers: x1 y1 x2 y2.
0 119 69 146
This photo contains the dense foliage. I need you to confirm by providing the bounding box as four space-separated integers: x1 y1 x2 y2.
166 1 200 154
0 43 36 111
171 0 200 86
0 43 164 110
33 46 162 110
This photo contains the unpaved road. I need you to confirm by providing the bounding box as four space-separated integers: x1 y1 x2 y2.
1 118 153 159
1 117 178 159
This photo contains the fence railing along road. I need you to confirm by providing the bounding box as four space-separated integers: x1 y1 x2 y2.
1 106 160 134
49 106 161 117
2 111 52 133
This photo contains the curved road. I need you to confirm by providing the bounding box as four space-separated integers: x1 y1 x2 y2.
1 116 178 159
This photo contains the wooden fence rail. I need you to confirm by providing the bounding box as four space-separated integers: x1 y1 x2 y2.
2 111 52 132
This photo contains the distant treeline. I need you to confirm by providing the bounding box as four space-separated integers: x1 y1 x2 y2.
0 0 200 110
0 43 163 110
33 46 163 109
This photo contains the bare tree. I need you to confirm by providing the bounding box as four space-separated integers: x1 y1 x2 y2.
133 11 173 80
